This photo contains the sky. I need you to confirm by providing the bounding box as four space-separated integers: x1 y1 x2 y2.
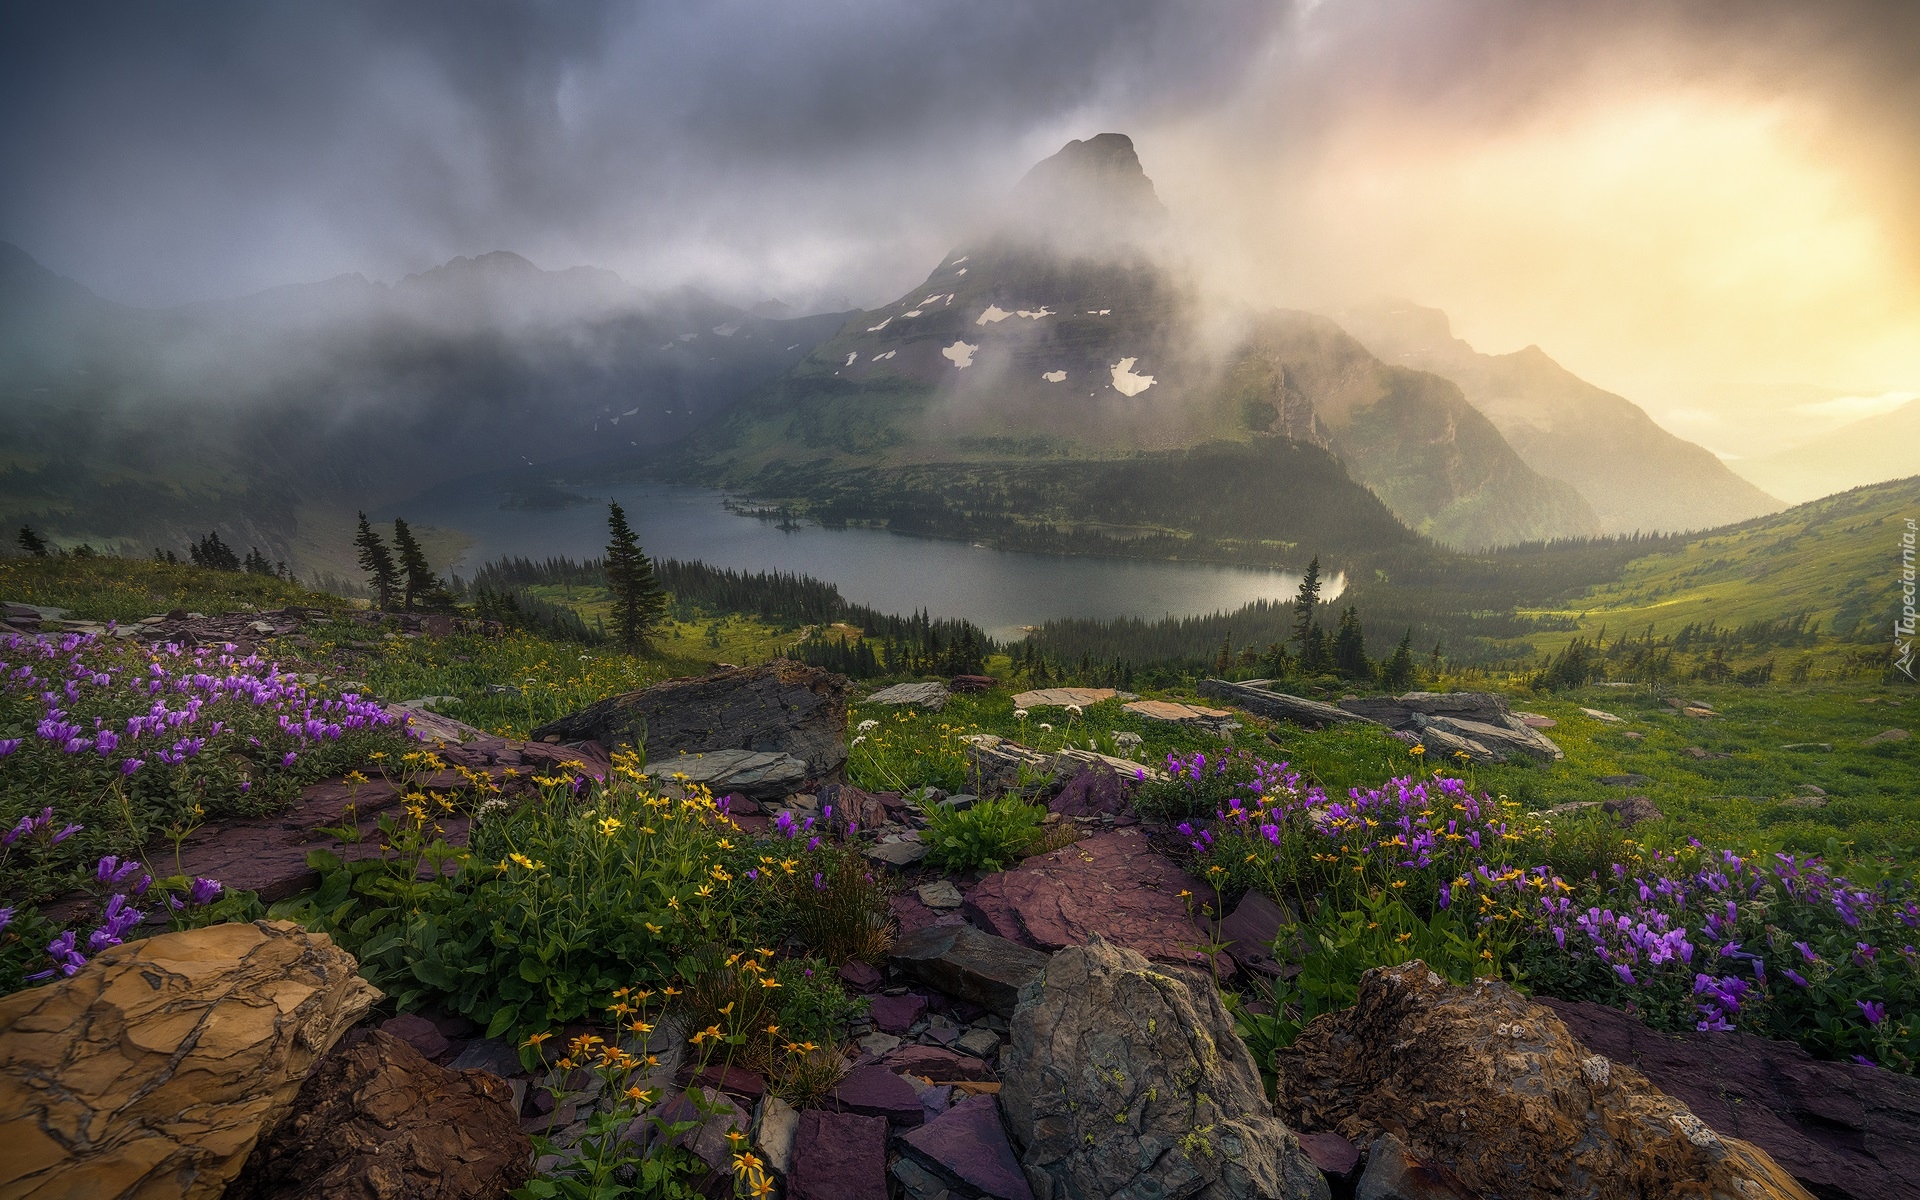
4 0 1917 455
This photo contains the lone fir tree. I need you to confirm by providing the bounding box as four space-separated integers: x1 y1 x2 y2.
391 518 436 611
604 501 666 652
1291 555 1322 651
353 512 399 609
16 526 49 558
1331 606 1369 679
1379 628 1417 692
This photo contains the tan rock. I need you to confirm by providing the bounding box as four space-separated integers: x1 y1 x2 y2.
1273 961 1813 1200
0 920 379 1200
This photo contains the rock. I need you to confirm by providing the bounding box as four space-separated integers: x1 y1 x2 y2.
378 1013 449 1061
640 1086 749 1173
1199 679 1365 728
530 659 849 781
1416 713 1562 763
857 1031 903 1057
1684 746 1734 760
1353 1132 1479 1200
1009 687 1122 709
1272 961 1812 1200
755 1095 800 1176
1296 1131 1361 1182
386 706 490 745
872 992 930 1035
939 793 980 811
963 735 1054 797
830 1064 924 1126
915 880 964 909
228 1030 531 1200
0 921 379 1200
1581 707 1624 722
1602 794 1665 827
893 1156 952 1200
886 1044 999 1083
1219 888 1294 978
965 829 1230 975
867 681 951 711
839 958 884 993
1598 773 1652 786
1003 937 1328 1200
1863 728 1910 746
1405 723 1501 764
1542 997 1920 1200
1046 764 1130 818
1513 712 1557 729
950 674 997 693
1122 698 1233 724
868 839 930 867
899 1094 1034 1200
789 1110 889 1200
646 748 809 799
1781 743 1832 752
891 924 1050 1018
1048 746 1162 783
817 782 889 832
446 1036 524 1079
684 1064 767 1101
955 1029 1001 1059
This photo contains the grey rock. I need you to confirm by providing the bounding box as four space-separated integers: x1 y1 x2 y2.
531 659 848 779
891 924 1049 1018
756 1095 800 1175
858 1031 903 1057
868 681 951 711
1414 713 1562 763
916 880 965 909
954 1028 1000 1058
1002 937 1329 1200
893 1156 954 1200
448 1036 525 1079
646 748 809 799
1199 679 1365 729
1863 728 1910 746
938 793 979 811
868 839 930 867
1781 743 1832 752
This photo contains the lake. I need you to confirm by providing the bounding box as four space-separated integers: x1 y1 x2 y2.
388 478 1334 641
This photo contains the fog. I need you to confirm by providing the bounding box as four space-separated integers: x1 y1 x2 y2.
4 0 1917 441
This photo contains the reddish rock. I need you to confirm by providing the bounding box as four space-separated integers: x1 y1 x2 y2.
870 992 929 1035
682 1063 767 1101
839 958 883 993
899 1094 1034 1200
1047 765 1131 817
1543 997 1920 1200
883 1044 998 1083
965 829 1232 976
950 675 997 693
789 1110 889 1200
1296 1130 1360 1179
889 891 966 936
1355 1132 1480 1199
379 1013 449 1060
1602 795 1665 827
1219 888 1294 978
230 1030 530 1199
818 782 889 833
829 1064 924 1126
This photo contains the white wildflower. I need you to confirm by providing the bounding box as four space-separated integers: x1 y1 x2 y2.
857 719 878 732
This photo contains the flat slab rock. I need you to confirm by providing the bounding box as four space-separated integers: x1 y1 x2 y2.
645 748 808 799
1010 687 1127 709
866 681 950 710
789 1110 889 1200
966 829 1232 976
891 924 1049 1018
1122 699 1231 722
899 1094 1034 1200
1543 997 1920 1200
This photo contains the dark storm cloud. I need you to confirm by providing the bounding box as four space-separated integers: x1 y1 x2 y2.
2 0 1915 307
0 0 1277 305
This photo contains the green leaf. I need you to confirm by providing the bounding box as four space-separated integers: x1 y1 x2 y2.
485 1004 521 1040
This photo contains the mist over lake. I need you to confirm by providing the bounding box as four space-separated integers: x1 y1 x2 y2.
388 478 1329 641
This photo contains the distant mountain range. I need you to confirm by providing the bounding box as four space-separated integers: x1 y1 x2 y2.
0 242 842 565
1729 399 1920 505
1331 300 1782 534
0 132 1833 573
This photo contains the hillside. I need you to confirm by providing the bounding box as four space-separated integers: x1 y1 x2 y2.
1731 399 1920 504
1519 474 1919 656
1334 299 1781 534
682 135 1598 554
0 243 843 567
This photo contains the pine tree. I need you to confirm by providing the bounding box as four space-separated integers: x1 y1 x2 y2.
1331 606 1369 679
1379 629 1416 692
1301 623 1333 675
190 532 240 572
353 513 399 610
604 502 666 652
1291 555 1322 650
17 526 49 557
391 519 436 611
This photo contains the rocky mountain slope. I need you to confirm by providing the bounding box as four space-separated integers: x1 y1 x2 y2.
0 242 842 564
686 135 1599 553
1334 299 1782 534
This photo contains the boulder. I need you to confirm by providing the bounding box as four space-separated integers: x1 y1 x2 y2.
788 1110 888 1200
1219 888 1295 978
965 829 1231 975
228 1030 530 1200
866 681 951 711
1296 1131 1361 1184
829 1065 924 1126
646 748 809 799
1413 713 1563 763
964 735 1053 797
1602 795 1665 828
1009 687 1122 710
1542 997 1920 1200
0 921 379 1200
1047 764 1132 818
1353 1133 1479 1200
1863 728 1910 746
899 1094 1034 1200
1199 679 1365 728
891 925 1049 1018
1002 937 1328 1200
530 659 848 780
1272 961 1813 1200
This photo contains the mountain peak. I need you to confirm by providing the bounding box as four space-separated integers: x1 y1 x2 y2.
991 133 1166 250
